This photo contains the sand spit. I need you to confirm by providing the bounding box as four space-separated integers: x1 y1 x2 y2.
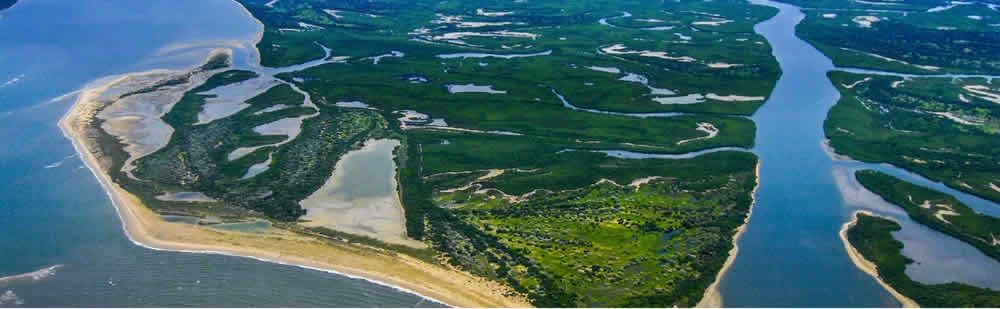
839 211 920 308
692 19 733 26
697 162 760 308
821 139 861 162
676 122 718 145
90 49 233 178
601 44 698 63
0 265 63 288
476 8 514 16
842 77 872 89
60 56 530 308
963 85 1000 105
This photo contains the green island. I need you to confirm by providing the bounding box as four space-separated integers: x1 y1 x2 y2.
779 0 1000 74
824 70 1000 203
855 170 1000 262
846 212 1000 307
61 0 785 306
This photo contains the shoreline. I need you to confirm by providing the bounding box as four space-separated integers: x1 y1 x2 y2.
58 69 530 308
696 161 761 308
839 210 920 308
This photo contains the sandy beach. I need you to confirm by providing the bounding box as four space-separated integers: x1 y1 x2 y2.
839 210 920 308
58 73 530 308
696 162 761 308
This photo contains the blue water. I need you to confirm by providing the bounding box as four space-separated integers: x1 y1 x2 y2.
715 0 1000 306
0 1 440 307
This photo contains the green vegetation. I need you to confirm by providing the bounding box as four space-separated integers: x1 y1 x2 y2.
825 70 1000 203
241 0 780 115
855 170 1000 262
395 129 758 306
80 0 782 306
847 213 1000 307
119 68 393 221
786 0 1000 74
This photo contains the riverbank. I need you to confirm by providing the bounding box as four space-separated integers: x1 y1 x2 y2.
839 210 919 308
58 71 531 308
697 161 761 308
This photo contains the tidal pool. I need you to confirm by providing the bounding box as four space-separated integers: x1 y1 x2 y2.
299 139 423 247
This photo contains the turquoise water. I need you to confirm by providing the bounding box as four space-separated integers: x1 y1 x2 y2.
0 0 440 307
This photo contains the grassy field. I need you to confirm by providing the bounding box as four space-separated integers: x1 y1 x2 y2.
825 70 1000 204
400 130 758 306
847 213 1000 307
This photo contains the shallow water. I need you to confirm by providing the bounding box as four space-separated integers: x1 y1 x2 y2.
0 0 439 306
299 139 418 247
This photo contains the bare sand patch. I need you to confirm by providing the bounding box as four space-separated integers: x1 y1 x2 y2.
929 111 982 126
477 8 513 16
706 62 743 69
963 85 1000 105
155 192 217 203
843 77 872 89
692 19 733 26
677 122 718 145
653 94 705 105
706 93 765 102
600 44 697 62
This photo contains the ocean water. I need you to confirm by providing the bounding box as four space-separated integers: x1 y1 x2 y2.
0 0 440 307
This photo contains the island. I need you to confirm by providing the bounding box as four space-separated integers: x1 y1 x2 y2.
825 70 1000 204
60 0 781 306
844 210 1000 307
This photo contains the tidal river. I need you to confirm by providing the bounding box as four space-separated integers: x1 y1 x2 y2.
0 0 439 307
714 0 1000 306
